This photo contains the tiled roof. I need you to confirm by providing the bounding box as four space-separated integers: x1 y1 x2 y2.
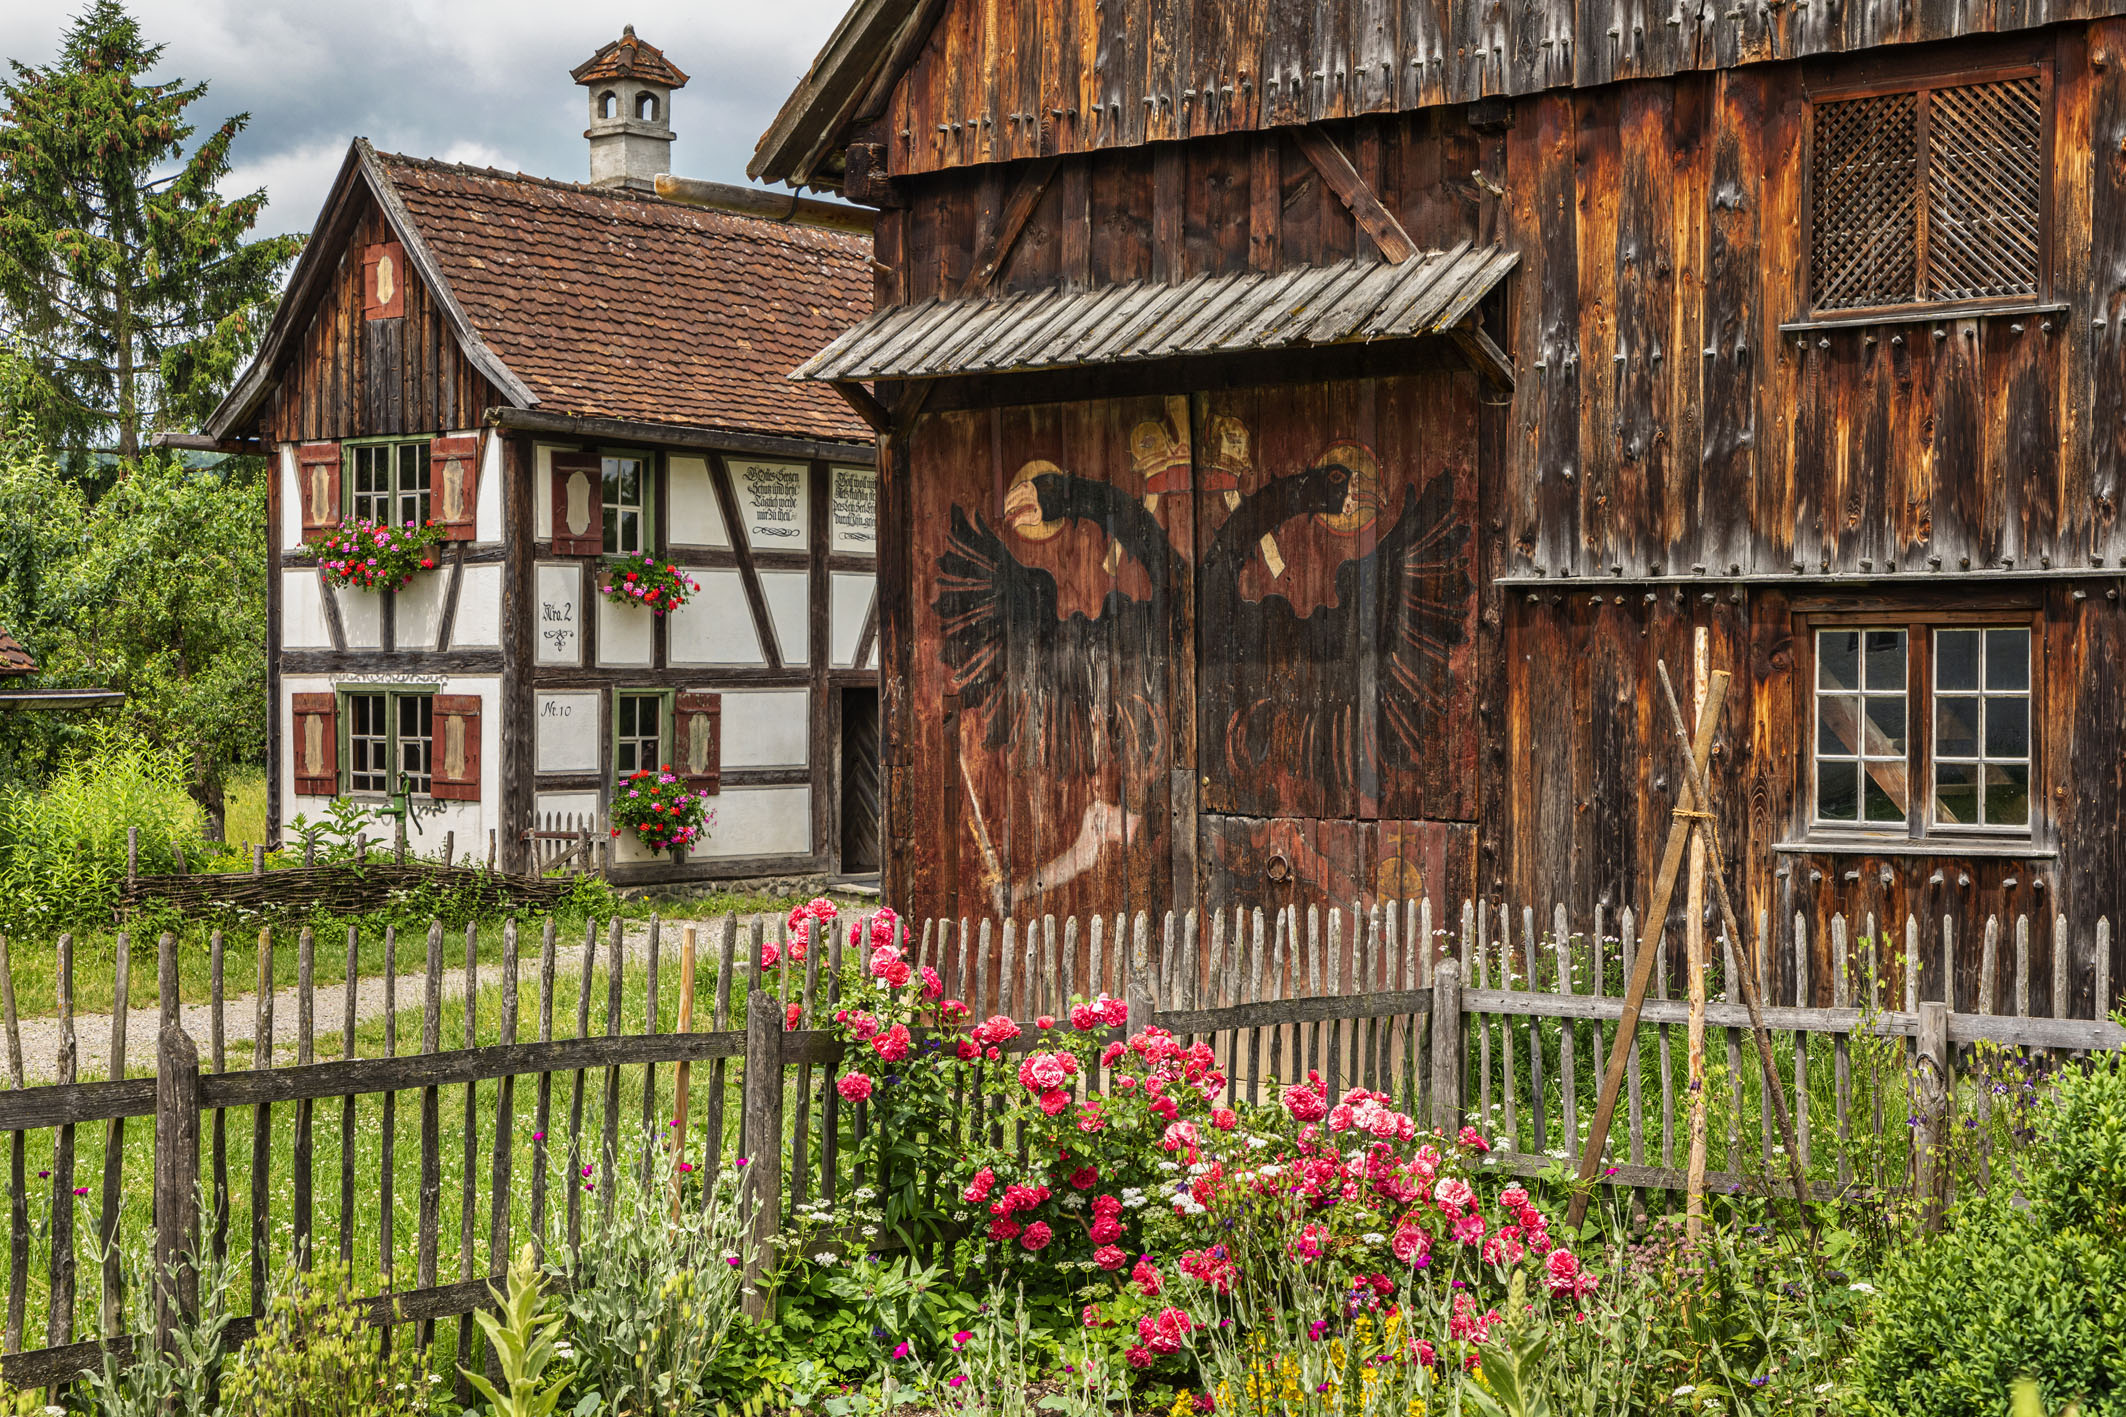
373 152 875 446
571 26 690 88
0 627 37 676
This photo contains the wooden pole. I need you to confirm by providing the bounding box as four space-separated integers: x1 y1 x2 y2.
1914 1000 1952 1232
1565 669 1728 1228
670 926 699 1217
1653 662 1816 1234
152 1024 200 1356
740 988 783 1320
1428 959 1462 1134
1686 632 1710 1241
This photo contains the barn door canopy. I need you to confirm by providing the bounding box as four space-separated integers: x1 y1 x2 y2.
431 435 480 540
291 693 338 795
550 451 603 554
430 695 482 801
675 690 722 795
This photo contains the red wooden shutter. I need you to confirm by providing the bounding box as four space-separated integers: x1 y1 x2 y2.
431 695 482 801
290 693 339 796
549 451 603 555
364 241 406 319
296 442 341 537
431 435 480 541
675 691 722 795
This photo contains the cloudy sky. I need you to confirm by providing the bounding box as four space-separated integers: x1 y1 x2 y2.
1 0 852 238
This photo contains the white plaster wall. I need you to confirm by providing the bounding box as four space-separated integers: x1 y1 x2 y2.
397 571 448 652
535 692 601 773
337 585 382 649
474 430 503 544
696 786 811 860
283 569 330 649
729 459 809 550
668 569 763 665
453 565 503 648
720 688 809 767
829 572 871 669
596 594 655 666
535 563 582 665
667 456 729 547
278 443 303 550
760 570 808 664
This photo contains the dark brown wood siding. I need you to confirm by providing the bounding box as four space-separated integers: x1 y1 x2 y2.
266 196 500 443
872 0 2126 176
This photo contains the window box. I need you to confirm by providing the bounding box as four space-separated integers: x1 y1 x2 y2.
597 555 699 615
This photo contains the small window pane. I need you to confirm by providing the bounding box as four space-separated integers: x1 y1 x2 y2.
1985 695 2029 759
1986 763 2030 826
1817 761 1859 822
1936 696 1980 758
1863 769 1904 823
1817 697 1861 758
348 693 389 793
1864 630 1907 691
1936 629 1980 691
1985 628 2030 691
1819 631 1860 691
615 693 661 778
397 694 434 796
1935 762 1978 825
1865 694 1906 754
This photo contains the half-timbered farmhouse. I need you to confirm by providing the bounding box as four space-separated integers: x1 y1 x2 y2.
204 30 884 885
757 0 2126 1012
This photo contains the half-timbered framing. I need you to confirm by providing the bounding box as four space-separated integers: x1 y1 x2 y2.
207 113 881 885
757 0 2126 1013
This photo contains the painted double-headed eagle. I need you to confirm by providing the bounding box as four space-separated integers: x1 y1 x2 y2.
932 428 1473 803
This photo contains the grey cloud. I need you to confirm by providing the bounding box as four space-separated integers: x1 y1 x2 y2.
3 0 851 235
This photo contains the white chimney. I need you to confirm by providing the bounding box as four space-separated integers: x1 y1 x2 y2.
571 25 690 192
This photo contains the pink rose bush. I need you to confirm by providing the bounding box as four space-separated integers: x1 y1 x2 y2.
806 928 1601 1390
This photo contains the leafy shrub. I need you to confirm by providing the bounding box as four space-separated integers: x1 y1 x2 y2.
0 722 206 932
1843 1048 2126 1417
551 1146 752 1415
220 1255 441 1417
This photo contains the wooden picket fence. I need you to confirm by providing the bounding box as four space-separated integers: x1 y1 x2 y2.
0 898 2117 1389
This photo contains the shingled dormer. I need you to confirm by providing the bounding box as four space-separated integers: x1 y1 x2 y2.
572 25 689 192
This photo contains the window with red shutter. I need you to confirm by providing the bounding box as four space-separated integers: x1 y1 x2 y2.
549 451 603 555
675 691 721 795
364 242 406 320
430 695 482 801
431 435 480 541
291 693 339 795
296 443 341 537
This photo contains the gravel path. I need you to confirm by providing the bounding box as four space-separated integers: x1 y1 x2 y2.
8 915 774 1084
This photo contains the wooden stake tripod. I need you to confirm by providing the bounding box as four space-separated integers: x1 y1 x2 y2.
1564 662 1814 1234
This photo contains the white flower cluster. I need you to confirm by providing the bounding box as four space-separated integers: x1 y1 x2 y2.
1120 1187 1148 1210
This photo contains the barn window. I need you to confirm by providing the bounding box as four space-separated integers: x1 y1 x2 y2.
602 454 650 554
1809 69 2046 312
614 691 667 778
635 92 658 122
599 91 617 119
342 688 436 798
1809 618 2034 837
348 440 433 527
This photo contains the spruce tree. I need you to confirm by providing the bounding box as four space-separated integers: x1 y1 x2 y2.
0 1 301 459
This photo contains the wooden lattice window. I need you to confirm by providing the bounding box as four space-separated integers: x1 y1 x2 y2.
1810 72 2045 312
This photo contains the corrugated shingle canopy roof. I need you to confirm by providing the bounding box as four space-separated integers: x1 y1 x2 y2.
793 243 1517 383
374 152 875 444
0 627 37 676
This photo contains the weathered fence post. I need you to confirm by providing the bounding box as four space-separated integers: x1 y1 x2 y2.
741 988 783 1321
1914 1000 1952 1233
1430 958 1463 1134
153 1024 200 1354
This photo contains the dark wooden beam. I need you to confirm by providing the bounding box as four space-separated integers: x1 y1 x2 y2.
831 380 894 435
487 407 875 468
968 156 1062 293
1290 128 1420 264
1447 323 1516 391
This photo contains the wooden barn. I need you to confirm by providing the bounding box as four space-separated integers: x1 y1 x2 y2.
756 0 2126 1011
201 30 886 886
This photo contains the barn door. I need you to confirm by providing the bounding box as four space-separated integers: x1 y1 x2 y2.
1188 376 1483 915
